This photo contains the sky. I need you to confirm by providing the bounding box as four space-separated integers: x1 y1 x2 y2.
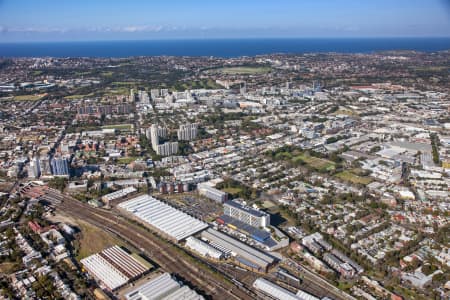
0 0 449 42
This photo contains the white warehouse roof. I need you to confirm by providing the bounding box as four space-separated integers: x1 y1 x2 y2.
118 195 208 241
81 245 148 291
125 272 204 300
253 278 300 300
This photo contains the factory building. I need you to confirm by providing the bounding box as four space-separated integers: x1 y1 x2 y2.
201 228 276 272
253 278 300 300
80 246 149 291
197 183 228 203
101 186 137 205
185 236 224 260
223 200 270 228
118 195 208 242
124 272 203 300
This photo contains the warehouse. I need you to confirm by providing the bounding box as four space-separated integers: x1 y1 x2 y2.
81 245 149 291
185 236 224 260
201 228 276 272
118 194 209 242
124 272 204 300
101 186 137 205
253 278 300 300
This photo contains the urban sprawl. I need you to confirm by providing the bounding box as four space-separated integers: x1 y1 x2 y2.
0 51 449 300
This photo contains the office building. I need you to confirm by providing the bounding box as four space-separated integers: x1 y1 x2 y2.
51 156 70 176
197 183 228 203
224 200 270 228
28 157 41 178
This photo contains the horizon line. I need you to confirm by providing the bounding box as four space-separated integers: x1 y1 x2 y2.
1 36 450 44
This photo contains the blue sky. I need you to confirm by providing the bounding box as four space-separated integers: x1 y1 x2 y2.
0 0 449 41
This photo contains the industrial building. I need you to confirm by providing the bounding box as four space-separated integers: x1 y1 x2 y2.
118 195 208 242
223 200 270 228
124 272 204 300
197 183 228 203
253 278 318 300
101 186 137 205
80 246 149 291
185 236 224 260
200 228 276 272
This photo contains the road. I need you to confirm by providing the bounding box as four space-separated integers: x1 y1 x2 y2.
56 195 255 300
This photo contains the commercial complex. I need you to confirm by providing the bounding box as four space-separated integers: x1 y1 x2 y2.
80 246 149 291
118 195 208 242
223 200 270 228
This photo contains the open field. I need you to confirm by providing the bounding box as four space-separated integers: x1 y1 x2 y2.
292 154 336 171
117 156 138 164
64 93 95 100
12 94 46 101
335 170 372 185
76 220 125 260
172 79 222 91
222 187 243 195
0 262 18 274
216 66 271 75
102 124 133 130
333 109 358 116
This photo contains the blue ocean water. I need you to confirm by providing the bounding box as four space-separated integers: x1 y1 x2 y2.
0 38 449 58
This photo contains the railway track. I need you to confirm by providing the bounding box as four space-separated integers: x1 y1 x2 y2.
57 196 255 300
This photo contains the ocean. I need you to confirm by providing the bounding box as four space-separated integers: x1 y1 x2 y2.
0 38 449 58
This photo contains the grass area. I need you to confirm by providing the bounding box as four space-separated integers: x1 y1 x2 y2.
102 124 133 130
12 94 46 101
222 187 243 195
0 262 18 274
292 154 336 171
76 220 125 261
112 81 137 86
335 170 372 185
117 156 138 164
333 109 358 116
216 66 271 75
172 79 222 91
64 93 94 100
262 200 276 209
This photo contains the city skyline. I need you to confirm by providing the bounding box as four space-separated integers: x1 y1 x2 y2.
1 0 450 42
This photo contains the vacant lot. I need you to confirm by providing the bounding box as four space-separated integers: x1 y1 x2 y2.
292 154 336 171
216 66 271 75
76 220 125 260
102 124 133 130
335 170 372 185
13 94 46 101
222 187 243 195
